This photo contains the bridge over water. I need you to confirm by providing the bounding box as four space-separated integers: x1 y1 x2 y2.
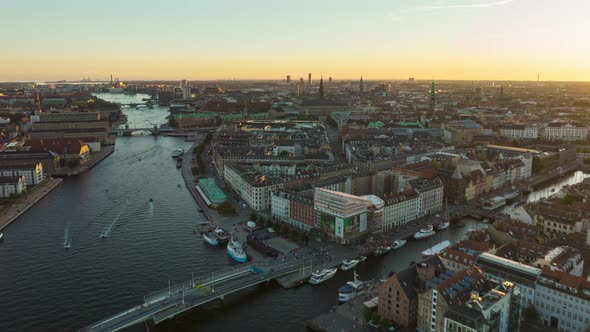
109 126 217 136
80 257 316 332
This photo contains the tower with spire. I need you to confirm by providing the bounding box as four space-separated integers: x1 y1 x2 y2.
429 80 436 112
359 76 364 95
318 76 325 99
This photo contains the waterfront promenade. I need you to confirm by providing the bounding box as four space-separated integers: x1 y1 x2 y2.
0 177 63 231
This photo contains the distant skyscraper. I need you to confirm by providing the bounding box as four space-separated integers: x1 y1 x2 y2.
180 79 188 89
318 77 325 99
359 76 364 95
308 73 312 85
286 75 291 83
429 81 435 111
409 77 415 84
296 82 300 97
182 86 191 99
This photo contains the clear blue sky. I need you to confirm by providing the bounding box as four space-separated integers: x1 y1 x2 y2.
1 0 589 81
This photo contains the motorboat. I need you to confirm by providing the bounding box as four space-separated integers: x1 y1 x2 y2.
203 231 219 246
227 238 247 263
309 268 338 285
482 219 489 224
64 242 71 249
391 239 407 249
100 232 108 239
436 221 450 231
197 207 204 213
172 149 184 159
214 228 230 244
338 271 371 303
413 224 436 240
373 246 391 256
340 259 360 271
356 255 367 262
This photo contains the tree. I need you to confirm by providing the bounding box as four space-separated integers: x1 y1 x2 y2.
168 117 179 128
524 304 539 321
250 211 257 221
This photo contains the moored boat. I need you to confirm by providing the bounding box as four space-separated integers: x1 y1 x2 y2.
214 228 230 244
391 239 407 249
413 224 436 240
356 255 367 262
436 221 450 231
338 271 371 303
373 246 391 256
172 149 184 159
340 259 360 271
227 238 247 263
309 268 338 285
203 231 219 246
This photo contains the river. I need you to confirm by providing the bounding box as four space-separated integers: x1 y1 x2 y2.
0 94 587 331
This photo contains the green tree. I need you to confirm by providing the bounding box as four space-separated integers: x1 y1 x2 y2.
250 211 257 221
524 304 539 321
168 117 179 128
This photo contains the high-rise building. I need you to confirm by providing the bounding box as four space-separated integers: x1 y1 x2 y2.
308 73 312 85
429 81 436 112
182 86 191 99
318 77 325 99
286 75 291 83
180 79 188 89
359 76 364 95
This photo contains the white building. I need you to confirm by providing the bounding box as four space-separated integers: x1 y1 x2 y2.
499 125 539 139
0 176 26 198
534 269 590 332
270 191 290 222
381 189 420 231
0 162 44 186
543 123 588 142
224 163 283 211
410 178 444 217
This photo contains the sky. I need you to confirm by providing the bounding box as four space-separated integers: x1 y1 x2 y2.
1 0 589 82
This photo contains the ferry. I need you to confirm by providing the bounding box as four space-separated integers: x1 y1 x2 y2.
413 224 436 240
214 228 230 244
373 246 391 256
309 268 338 285
391 239 407 249
338 272 371 303
172 149 184 159
436 221 450 231
203 231 219 246
340 259 360 271
227 238 247 263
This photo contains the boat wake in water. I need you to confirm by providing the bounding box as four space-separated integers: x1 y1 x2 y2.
100 214 120 239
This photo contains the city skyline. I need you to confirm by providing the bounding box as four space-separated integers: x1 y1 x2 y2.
2 0 590 82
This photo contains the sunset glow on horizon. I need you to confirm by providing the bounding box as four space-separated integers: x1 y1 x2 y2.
2 0 590 82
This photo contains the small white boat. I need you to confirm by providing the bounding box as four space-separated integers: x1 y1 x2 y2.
227 238 247 263
436 221 450 231
340 259 360 271
391 239 407 249
338 271 371 303
309 268 338 285
0 233 3 241
373 246 391 256
422 240 451 256
413 224 436 240
482 219 489 224
203 231 219 246
64 241 71 249
100 232 108 239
